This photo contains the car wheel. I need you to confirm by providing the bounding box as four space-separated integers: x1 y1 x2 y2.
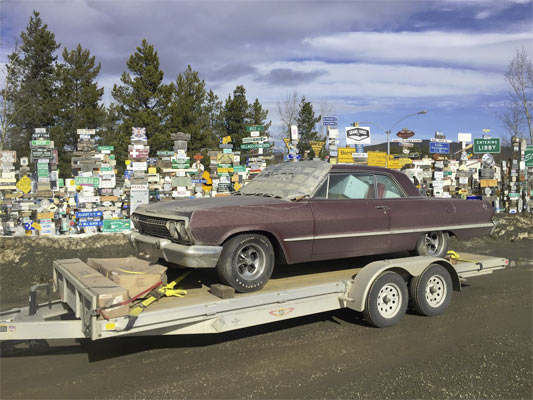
409 264 452 316
216 233 275 293
412 231 449 258
363 271 408 328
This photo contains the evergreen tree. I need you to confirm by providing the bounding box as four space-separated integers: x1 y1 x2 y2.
223 85 250 148
296 96 322 158
204 89 225 143
56 44 104 175
6 10 60 157
169 65 216 154
111 39 171 161
248 98 272 137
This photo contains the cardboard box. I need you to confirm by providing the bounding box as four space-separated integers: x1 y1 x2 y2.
87 257 167 298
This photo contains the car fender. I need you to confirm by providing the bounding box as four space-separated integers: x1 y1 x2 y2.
345 256 460 312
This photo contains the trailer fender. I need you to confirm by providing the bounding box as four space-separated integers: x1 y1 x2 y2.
344 256 460 312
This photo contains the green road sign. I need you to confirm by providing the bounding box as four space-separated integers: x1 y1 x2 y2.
240 143 271 150
245 125 265 132
31 140 51 146
103 219 131 232
233 165 246 172
157 151 175 156
525 145 533 167
75 176 100 187
98 146 114 151
473 138 500 153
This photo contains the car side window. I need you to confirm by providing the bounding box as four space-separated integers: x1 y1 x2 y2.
321 173 375 199
375 174 406 199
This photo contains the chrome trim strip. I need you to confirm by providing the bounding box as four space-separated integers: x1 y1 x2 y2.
283 223 493 242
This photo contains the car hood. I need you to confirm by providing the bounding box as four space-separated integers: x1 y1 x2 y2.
135 196 290 215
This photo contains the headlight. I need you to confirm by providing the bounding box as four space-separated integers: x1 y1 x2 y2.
131 214 140 230
166 220 179 239
176 221 190 241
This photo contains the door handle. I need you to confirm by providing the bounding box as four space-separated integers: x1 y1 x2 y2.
375 205 390 210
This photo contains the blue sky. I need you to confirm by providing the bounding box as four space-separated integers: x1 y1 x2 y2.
1 0 532 146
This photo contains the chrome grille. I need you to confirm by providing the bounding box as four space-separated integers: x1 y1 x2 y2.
137 215 171 240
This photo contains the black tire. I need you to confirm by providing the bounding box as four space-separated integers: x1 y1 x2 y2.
410 264 452 316
412 231 449 258
363 271 408 328
216 233 275 293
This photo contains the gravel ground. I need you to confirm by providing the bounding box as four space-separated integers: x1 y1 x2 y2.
0 215 531 400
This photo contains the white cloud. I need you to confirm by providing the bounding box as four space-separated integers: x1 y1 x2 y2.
304 31 533 69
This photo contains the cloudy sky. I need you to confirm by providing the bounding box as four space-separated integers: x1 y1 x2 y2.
1 0 532 146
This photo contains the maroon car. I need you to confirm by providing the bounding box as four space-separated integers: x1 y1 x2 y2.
130 160 494 292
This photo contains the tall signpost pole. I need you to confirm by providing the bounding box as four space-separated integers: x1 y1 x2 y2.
359 110 427 168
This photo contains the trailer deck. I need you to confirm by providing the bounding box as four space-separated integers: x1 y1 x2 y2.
0 252 507 342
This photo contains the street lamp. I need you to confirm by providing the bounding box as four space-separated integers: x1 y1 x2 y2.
359 110 428 167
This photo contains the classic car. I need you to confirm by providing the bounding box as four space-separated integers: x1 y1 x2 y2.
130 160 494 292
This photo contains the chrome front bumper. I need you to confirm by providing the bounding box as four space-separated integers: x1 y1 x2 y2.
129 232 223 269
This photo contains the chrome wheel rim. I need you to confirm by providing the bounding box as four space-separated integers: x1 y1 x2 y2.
377 283 402 318
235 244 266 280
424 231 443 256
425 274 447 308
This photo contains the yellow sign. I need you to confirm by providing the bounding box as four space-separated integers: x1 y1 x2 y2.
125 160 131 166
283 138 291 149
217 167 234 174
234 182 242 191
368 152 411 169
367 152 387 167
37 212 54 220
148 167 157 174
217 153 233 164
222 135 232 144
31 222 41 231
310 140 325 156
338 147 355 164
16 175 32 194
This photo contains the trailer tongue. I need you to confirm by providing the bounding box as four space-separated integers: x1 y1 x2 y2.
0 253 507 342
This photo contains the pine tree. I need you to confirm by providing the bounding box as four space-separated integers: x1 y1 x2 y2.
56 44 104 175
169 65 216 154
205 89 225 142
248 98 272 137
6 10 60 157
223 85 250 148
111 39 171 161
296 96 322 158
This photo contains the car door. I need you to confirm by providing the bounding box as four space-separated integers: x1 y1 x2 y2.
310 172 390 256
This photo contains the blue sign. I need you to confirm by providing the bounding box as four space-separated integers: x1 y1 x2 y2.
322 116 338 126
78 220 103 227
23 222 33 230
76 211 103 218
124 170 133 179
191 179 207 184
430 142 450 154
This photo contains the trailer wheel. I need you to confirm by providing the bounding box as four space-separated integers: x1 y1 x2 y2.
412 231 449 258
363 271 408 328
409 264 452 316
216 233 274 293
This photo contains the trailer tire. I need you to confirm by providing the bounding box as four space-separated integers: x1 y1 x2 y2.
363 271 408 328
216 233 274 293
409 264 452 316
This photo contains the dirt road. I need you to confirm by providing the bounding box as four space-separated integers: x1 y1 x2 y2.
0 238 531 399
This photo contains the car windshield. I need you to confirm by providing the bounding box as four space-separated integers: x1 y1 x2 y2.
236 160 332 200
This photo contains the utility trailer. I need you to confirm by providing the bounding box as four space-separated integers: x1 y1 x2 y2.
0 253 507 342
